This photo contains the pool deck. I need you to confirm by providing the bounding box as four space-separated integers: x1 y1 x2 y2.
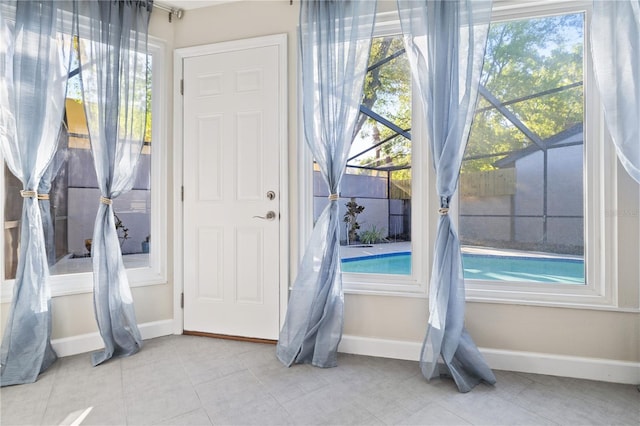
340 242 411 259
340 241 582 260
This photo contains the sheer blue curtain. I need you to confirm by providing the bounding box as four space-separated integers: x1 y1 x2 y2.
0 0 73 386
276 0 376 368
591 0 640 184
397 0 496 393
76 0 152 366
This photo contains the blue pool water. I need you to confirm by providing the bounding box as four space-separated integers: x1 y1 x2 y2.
341 252 585 284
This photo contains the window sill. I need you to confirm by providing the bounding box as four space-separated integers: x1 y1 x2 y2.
48 252 150 275
1 253 167 303
464 278 631 312
340 277 638 312
341 271 427 298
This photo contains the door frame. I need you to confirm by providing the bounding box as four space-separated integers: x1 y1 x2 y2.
173 34 289 335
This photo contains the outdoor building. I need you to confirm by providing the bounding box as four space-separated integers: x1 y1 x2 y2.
460 124 584 254
313 171 411 245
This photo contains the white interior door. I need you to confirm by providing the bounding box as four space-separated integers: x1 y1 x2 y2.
182 37 284 340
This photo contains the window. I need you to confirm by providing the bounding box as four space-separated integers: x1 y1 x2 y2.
1 37 167 301
304 17 429 296
463 1 617 307
318 34 412 271
300 1 621 305
460 12 585 285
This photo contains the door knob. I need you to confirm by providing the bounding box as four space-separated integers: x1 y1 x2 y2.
253 211 277 220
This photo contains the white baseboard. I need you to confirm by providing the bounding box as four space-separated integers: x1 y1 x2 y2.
50 329 639 385
51 319 175 358
339 334 640 385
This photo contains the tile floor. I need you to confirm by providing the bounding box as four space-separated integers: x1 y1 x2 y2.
1 335 638 425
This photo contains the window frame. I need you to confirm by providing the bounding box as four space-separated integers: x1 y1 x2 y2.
299 1 633 309
461 0 619 309
0 36 168 302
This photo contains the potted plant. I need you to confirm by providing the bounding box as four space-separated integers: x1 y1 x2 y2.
141 235 150 253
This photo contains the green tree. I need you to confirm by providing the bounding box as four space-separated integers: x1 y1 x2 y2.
348 14 584 180
351 36 412 176
464 13 584 172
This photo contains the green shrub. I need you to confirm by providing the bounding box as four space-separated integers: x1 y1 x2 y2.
359 225 388 245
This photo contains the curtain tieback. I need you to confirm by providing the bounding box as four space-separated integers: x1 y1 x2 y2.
328 193 339 201
100 196 113 205
438 207 449 216
20 191 49 200
20 190 37 198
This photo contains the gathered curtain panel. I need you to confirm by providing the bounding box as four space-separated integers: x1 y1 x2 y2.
76 0 152 366
397 0 496 393
276 0 376 368
591 0 640 184
39 127 69 267
0 0 74 386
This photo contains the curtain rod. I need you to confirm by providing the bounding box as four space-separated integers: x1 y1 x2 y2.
153 2 184 22
154 1 294 22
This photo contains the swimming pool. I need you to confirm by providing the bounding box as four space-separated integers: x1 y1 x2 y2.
341 252 585 284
